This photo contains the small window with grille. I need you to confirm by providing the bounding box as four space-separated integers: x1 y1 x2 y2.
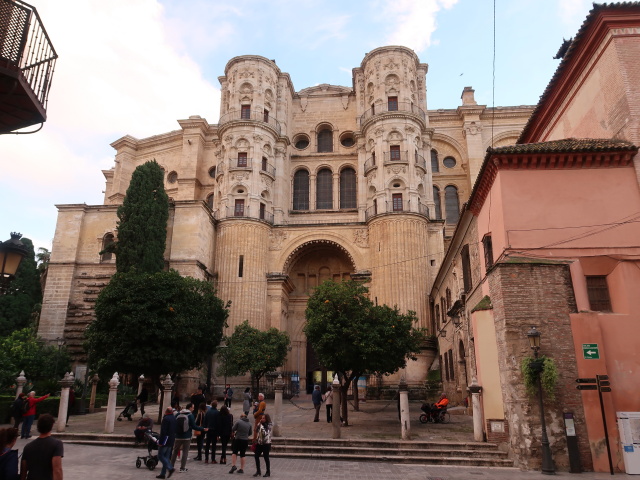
390 145 401 160
586 276 612 312
241 105 251 119
237 152 247 168
316 168 333 209
482 234 494 269
317 129 333 153
388 96 398 111
392 193 403 211
234 199 245 217
263 109 269 122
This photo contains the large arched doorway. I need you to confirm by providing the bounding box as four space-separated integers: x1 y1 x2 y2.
283 240 356 393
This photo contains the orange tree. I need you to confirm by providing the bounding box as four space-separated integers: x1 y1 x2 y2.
304 280 425 425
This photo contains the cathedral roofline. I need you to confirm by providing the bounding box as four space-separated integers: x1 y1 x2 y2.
359 45 424 70
224 55 282 77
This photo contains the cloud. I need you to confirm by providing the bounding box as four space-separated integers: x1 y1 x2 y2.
382 0 458 52
308 15 351 49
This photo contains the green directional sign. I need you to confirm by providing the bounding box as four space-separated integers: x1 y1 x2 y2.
583 343 600 359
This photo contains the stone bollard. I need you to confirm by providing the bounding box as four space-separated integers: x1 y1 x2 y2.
89 374 99 413
272 374 284 437
15 371 27 399
331 374 341 439
57 372 75 432
104 372 120 433
399 377 410 440
468 377 484 442
138 374 145 396
162 375 174 413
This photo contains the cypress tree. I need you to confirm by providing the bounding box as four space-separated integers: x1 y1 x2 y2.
114 161 169 273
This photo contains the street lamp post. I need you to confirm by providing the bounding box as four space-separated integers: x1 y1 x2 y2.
54 337 65 379
0 232 28 291
527 326 556 475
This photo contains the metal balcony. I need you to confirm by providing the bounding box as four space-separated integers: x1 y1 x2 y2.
218 108 281 136
414 152 427 171
383 150 409 164
364 156 377 174
359 101 426 128
228 157 253 170
213 205 274 225
365 200 430 221
0 0 57 133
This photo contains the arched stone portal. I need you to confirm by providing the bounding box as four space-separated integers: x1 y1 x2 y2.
281 240 357 394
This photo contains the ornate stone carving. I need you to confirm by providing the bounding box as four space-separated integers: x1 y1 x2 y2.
374 127 384 137
253 134 263 142
341 95 349 110
300 96 308 112
405 126 415 134
224 134 234 143
269 230 289 251
388 166 406 175
354 229 369 248
464 122 482 137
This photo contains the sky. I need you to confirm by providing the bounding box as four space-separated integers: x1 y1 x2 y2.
1 0 595 252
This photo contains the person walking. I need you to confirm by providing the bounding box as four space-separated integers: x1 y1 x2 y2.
193 402 207 461
170 403 206 472
228 413 252 474
10 394 25 430
21 391 50 439
203 400 219 464
136 386 149 417
216 405 233 465
312 385 322 422
20 414 63 480
0 427 20 480
156 407 176 479
322 385 333 423
242 388 252 415
252 414 272 478
223 385 234 409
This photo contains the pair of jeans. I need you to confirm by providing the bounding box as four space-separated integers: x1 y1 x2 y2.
205 431 217 461
170 438 191 470
254 444 271 474
21 415 34 438
158 445 173 476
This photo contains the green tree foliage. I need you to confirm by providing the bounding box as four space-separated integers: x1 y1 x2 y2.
0 328 71 388
85 270 229 381
0 238 42 335
111 161 169 274
304 280 425 425
221 320 290 392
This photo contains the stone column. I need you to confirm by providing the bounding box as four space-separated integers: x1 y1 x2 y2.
331 374 341 439
15 371 26 398
89 374 99 413
272 374 284 437
469 376 484 442
162 375 174 412
399 378 410 440
56 372 75 432
138 374 145 396
104 372 119 433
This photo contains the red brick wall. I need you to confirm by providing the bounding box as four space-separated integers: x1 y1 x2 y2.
488 262 592 471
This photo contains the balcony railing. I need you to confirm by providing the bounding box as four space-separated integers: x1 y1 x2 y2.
218 109 282 135
213 205 274 225
0 0 57 132
261 161 276 177
365 200 430 221
228 157 253 170
414 153 427 171
359 101 426 127
364 156 377 174
383 150 408 164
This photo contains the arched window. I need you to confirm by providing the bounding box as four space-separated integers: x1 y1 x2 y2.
431 149 439 173
206 193 214 209
317 128 333 153
293 170 309 210
339 168 356 209
433 186 442 220
445 185 460 224
101 233 115 262
316 168 333 209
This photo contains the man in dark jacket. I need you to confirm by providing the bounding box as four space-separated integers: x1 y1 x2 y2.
203 400 219 464
312 385 322 422
170 403 206 472
190 388 206 411
156 407 177 479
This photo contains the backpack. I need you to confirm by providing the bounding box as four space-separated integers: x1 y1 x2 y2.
176 413 189 434
21 397 30 415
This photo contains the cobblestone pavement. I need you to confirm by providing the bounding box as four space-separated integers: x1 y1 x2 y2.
12 442 622 480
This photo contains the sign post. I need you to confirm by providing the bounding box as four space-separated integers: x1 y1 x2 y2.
582 344 600 359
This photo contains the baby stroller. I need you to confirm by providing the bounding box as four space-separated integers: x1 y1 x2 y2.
135 430 159 470
117 401 137 421
419 403 451 424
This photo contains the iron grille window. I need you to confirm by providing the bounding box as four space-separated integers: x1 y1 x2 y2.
482 234 494 269
234 199 245 216
339 168 356 209
373 199 378 215
431 149 439 173
237 152 247 167
445 185 460 224
293 170 309 210
316 169 333 209
440 297 446 325
444 351 450 381
317 129 333 153
260 203 266 220
263 109 269 122
461 244 472 293
206 194 214 209
241 105 251 119
390 145 401 160
262 157 268 171
446 288 452 311
586 276 612 312
238 255 244 277
433 186 442 220
388 96 398 111
435 304 440 327
448 348 455 381
392 193 403 211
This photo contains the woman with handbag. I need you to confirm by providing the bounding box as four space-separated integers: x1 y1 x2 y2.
193 402 207 461
252 414 272 478
216 405 233 464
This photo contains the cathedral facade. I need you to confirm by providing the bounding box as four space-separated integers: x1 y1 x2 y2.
38 46 532 391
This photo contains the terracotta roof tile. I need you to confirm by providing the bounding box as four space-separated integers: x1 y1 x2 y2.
489 137 637 155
